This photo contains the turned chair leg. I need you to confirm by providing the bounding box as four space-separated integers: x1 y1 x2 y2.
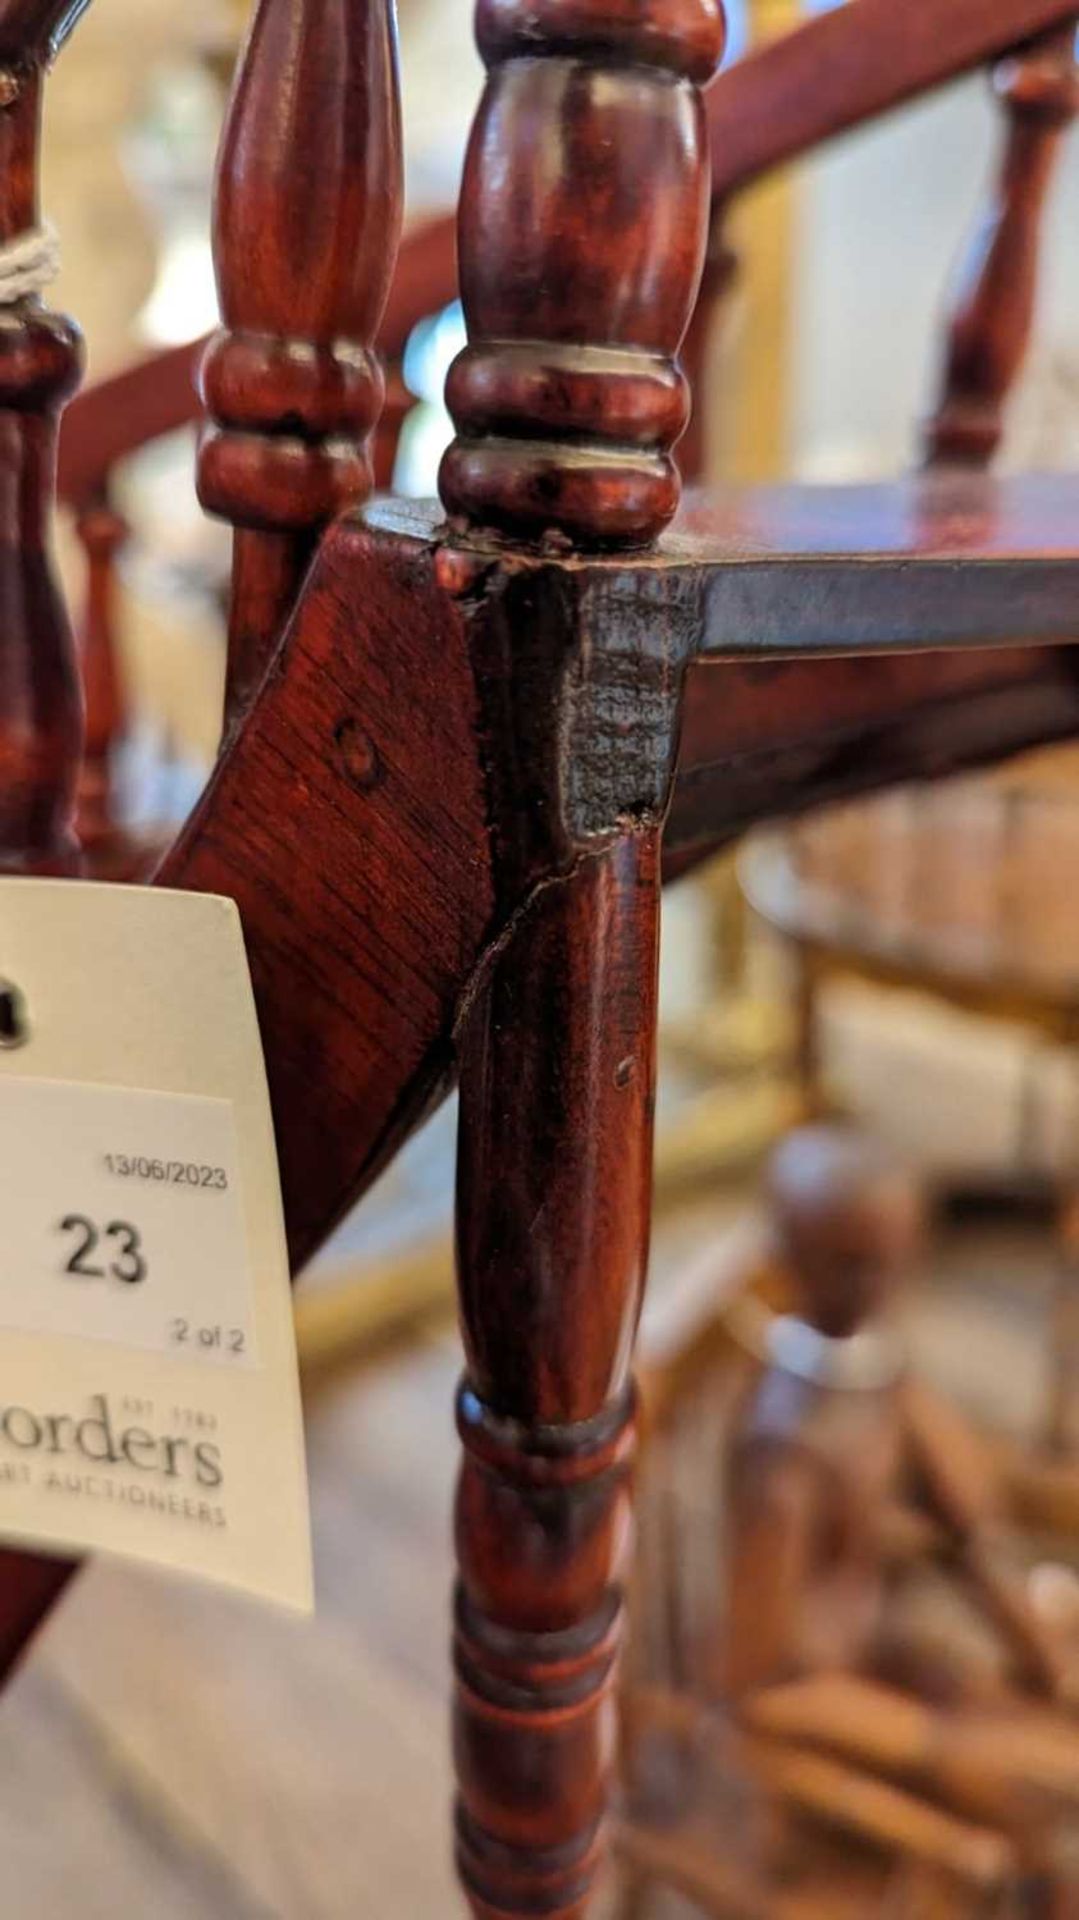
452 829 661 1918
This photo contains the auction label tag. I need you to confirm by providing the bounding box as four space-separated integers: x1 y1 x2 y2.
0 880 313 1614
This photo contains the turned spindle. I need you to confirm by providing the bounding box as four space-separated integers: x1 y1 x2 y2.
926 20 1079 468
440 0 727 548
0 2 87 873
198 0 403 726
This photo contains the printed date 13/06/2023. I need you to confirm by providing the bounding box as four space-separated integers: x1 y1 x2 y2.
103 1154 228 1191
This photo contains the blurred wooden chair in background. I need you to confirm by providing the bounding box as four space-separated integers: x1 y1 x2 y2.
743 761 1079 1460
617 1126 1079 1918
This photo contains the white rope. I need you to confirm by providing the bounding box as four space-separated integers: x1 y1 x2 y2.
0 223 59 304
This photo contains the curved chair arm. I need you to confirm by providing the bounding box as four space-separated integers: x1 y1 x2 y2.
708 0 1079 203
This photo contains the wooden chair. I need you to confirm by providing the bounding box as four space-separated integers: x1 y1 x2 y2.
5 0 1079 1913
741 771 1079 1459
615 1165 1079 1918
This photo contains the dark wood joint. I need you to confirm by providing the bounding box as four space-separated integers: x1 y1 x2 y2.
439 550 697 903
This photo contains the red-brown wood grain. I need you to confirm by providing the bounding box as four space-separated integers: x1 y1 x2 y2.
147 460 1079 1261
426 8 752 1875
10 474 1079 1716
669 646 1079 863
679 471 1079 656
199 0 404 726
52 0 1079 530
160 512 495 1268
440 0 726 547
454 831 659 1920
58 0 1079 528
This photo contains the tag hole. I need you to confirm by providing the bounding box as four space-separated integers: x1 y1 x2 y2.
0 979 28 1049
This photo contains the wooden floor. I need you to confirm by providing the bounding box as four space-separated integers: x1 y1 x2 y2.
0 1204 1061 1919
4 1330 461 1918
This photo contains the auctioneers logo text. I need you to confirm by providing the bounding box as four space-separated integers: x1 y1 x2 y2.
0 1391 222 1488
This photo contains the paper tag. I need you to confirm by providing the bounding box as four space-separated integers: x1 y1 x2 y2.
0 1079 256 1363
0 880 313 1614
